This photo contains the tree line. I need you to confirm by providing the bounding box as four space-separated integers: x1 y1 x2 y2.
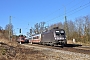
0 15 90 44
0 23 14 40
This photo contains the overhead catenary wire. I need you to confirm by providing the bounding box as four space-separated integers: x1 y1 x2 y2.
41 0 82 22
45 1 90 23
67 2 90 17
40 0 75 21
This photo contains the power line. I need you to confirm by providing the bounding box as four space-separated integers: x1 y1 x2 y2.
45 2 90 23
67 1 90 15
68 2 90 17
40 0 75 21
47 2 90 24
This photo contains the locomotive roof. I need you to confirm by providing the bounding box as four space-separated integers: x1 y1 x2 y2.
42 29 65 34
32 34 41 37
49 29 65 31
31 29 65 36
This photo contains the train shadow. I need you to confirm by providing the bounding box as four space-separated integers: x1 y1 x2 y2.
64 44 82 47
54 44 82 48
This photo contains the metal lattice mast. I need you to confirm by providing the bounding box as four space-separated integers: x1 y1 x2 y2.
9 16 12 41
64 6 69 39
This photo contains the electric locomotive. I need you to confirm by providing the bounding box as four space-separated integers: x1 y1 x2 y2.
40 28 67 46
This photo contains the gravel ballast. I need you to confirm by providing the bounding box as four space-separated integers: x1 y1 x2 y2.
23 44 90 60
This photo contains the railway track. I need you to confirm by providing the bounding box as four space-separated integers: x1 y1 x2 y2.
23 43 90 55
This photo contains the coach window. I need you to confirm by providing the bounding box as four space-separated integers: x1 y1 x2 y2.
33 36 39 39
33 37 36 39
37 36 39 39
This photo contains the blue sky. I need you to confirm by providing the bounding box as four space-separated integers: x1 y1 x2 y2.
0 0 90 35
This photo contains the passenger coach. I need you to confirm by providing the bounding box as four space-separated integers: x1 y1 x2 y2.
30 34 41 44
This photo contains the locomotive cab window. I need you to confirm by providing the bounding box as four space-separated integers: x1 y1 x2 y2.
55 31 60 36
55 30 65 36
60 31 65 35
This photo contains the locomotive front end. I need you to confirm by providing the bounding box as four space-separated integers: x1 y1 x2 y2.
54 29 67 45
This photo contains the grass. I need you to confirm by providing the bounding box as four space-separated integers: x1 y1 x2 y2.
0 38 18 47
2 49 6 55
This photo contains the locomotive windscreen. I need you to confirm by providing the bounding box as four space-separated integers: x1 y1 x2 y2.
55 30 65 36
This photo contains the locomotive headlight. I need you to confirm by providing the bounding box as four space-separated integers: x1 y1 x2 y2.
55 37 58 40
60 38 64 39
55 37 65 40
65 38 66 39
55 37 57 40
60 38 62 39
55 37 59 40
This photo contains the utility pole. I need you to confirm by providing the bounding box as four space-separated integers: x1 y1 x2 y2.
9 16 12 42
63 5 69 40
65 14 68 39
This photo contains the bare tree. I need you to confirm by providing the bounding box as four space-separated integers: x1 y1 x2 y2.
57 22 63 29
74 15 90 43
83 15 90 43
5 23 13 39
63 20 69 40
39 22 45 33
49 22 63 30
0 26 3 30
5 24 13 31
67 20 76 39
31 22 46 35
34 23 40 34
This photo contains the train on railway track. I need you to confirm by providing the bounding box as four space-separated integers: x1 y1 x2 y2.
17 35 29 43
30 28 67 47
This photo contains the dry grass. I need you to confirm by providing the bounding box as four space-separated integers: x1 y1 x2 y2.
67 40 73 44
67 40 90 46
0 38 18 47
0 38 9 44
0 38 48 60
0 42 47 60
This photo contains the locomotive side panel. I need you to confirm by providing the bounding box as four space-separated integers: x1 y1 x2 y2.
41 30 55 43
41 31 51 42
